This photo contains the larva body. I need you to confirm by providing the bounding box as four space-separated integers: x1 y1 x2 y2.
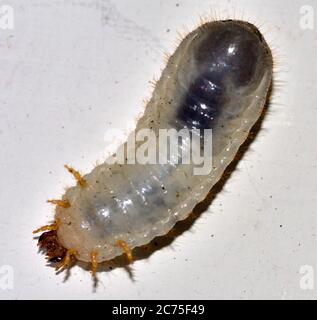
37 20 273 267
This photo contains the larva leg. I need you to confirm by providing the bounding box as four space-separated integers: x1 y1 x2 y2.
56 249 77 272
90 250 98 278
64 164 87 188
47 199 71 208
116 240 133 263
33 218 60 234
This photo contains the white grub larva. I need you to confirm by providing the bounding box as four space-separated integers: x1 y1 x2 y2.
34 19 273 276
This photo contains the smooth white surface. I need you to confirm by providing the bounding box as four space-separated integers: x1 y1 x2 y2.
0 0 316 299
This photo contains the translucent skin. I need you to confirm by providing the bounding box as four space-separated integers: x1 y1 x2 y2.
56 20 273 263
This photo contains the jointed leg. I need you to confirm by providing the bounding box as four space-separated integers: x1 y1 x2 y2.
116 240 133 263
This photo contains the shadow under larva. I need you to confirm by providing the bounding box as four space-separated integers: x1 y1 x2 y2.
33 19 273 280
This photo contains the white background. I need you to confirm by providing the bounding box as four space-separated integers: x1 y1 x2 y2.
0 0 316 299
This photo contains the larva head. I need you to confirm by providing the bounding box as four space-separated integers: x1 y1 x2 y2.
38 230 67 262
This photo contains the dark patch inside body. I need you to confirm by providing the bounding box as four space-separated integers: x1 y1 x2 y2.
176 20 264 131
